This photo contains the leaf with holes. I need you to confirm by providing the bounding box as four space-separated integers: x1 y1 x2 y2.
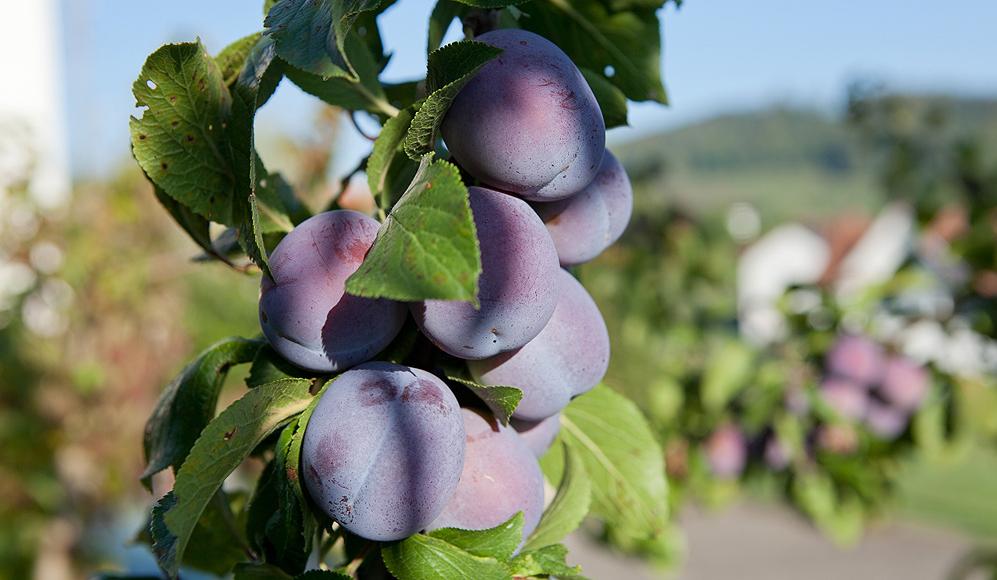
540 385 668 549
130 41 236 224
403 40 502 159
141 337 263 488
345 156 480 303
150 378 314 579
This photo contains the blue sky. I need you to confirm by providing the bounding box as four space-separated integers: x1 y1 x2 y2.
61 0 997 178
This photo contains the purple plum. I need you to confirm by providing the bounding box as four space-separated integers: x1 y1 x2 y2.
442 29 606 201
511 414 561 458
820 376 868 421
534 150 633 266
704 424 747 479
825 334 885 387
427 408 545 542
259 210 406 372
412 186 559 360
865 401 908 440
878 356 930 412
301 363 465 541
469 269 609 421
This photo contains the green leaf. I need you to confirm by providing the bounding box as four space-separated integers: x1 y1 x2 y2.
137 490 250 576
228 37 287 277
450 0 530 6
446 375 522 426
234 562 293 579
150 379 315 579
508 544 583 579
792 471 865 545
428 512 524 561
580 68 628 128
345 156 481 303
149 179 219 260
265 0 385 84
180 490 250 576
245 421 314 574
265 0 350 79
246 344 316 387
403 40 502 159
541 385 668 547
296 571 352 579
130 41 236 224
141 337 263 488
381 534 510 580
701 339 755 412
132 39 295 274
282 64 395 115
428 1 466 54
367 107 417 210
523 442 591 551
217 33 265 86
521 0 668 103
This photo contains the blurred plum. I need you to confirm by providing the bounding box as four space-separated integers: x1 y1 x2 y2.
820 376 868 421
704 424 747 479
878 356 931 411
824 334 885 386
816 424 859 455
865 401 908 440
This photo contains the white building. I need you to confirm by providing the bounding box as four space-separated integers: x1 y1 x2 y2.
0 0 69 207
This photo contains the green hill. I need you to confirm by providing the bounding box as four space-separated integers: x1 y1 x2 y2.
616 96 997 225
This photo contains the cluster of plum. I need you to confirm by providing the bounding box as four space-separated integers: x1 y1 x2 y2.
257 29 632 543
701 334 933 478
815 334 931 450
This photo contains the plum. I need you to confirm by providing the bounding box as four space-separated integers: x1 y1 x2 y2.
442 29 606 201
511 414 561 458
764 436 790 470
824 334 885 387
865 401 908 440
816 423 859 455
301 363 465 541
259 210 406 372
469 269 609 421
878 356 930 411
819 377 868 421
412 186 559 359
704 424 746 479
533 150 633 266
427 408 544 542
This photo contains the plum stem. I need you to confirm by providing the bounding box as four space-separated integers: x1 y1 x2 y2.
344 541 375 577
